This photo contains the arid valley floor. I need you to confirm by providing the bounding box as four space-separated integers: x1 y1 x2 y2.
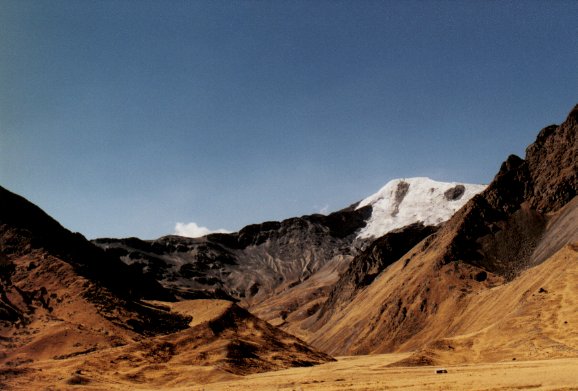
181 356 578 391
6 354 578 390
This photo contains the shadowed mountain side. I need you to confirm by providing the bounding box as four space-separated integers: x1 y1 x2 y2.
0 186 193 367
0 186 174 301
441 104 576 277
93 205 373 304
92 177 485 323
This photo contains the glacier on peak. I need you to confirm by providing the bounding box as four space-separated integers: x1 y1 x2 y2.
356 177 486 239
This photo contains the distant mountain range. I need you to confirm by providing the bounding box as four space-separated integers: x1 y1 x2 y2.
1 104 576 389
92 177 484 304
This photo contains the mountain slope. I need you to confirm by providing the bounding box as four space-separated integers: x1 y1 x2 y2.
93 178 484 316
0 187 334 389
0 186 173 301
0 186 192 375
392 240 578 367
94 205 372 304
3 299 333 390
0 186 191 345
312 223 439 330
305 104 578 357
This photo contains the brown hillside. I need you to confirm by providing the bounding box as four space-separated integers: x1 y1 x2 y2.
392 241 578 366
248 252 348 340
0 186 174 301
2 299 333 390
249 223 439 341
308 198 577 357
0 187 334 389
0 250 192 389
301 104 578 357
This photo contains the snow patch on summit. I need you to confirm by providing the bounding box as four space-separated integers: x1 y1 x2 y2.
356 177 486 239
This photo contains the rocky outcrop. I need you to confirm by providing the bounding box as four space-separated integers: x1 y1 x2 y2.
441 104 577 277
94 205 373 303
444 184 466 201
525 106 577 212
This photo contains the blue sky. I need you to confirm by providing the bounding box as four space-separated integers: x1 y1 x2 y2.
1 1 577 239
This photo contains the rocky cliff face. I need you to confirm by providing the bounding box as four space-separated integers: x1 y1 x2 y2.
441 104 577 277
526 107 577 212
94 205 373 303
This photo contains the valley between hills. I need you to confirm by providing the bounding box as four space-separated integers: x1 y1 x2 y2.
1 104 577 390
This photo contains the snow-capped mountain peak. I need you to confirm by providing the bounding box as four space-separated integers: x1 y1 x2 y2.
356 177 486 239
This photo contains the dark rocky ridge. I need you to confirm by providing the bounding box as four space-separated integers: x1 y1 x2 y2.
94 205 372 302
441 104 577 277
0 186 173 302
0 186 191 336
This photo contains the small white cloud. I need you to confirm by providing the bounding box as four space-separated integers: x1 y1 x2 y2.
318 204 330 215
174 222 230 238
